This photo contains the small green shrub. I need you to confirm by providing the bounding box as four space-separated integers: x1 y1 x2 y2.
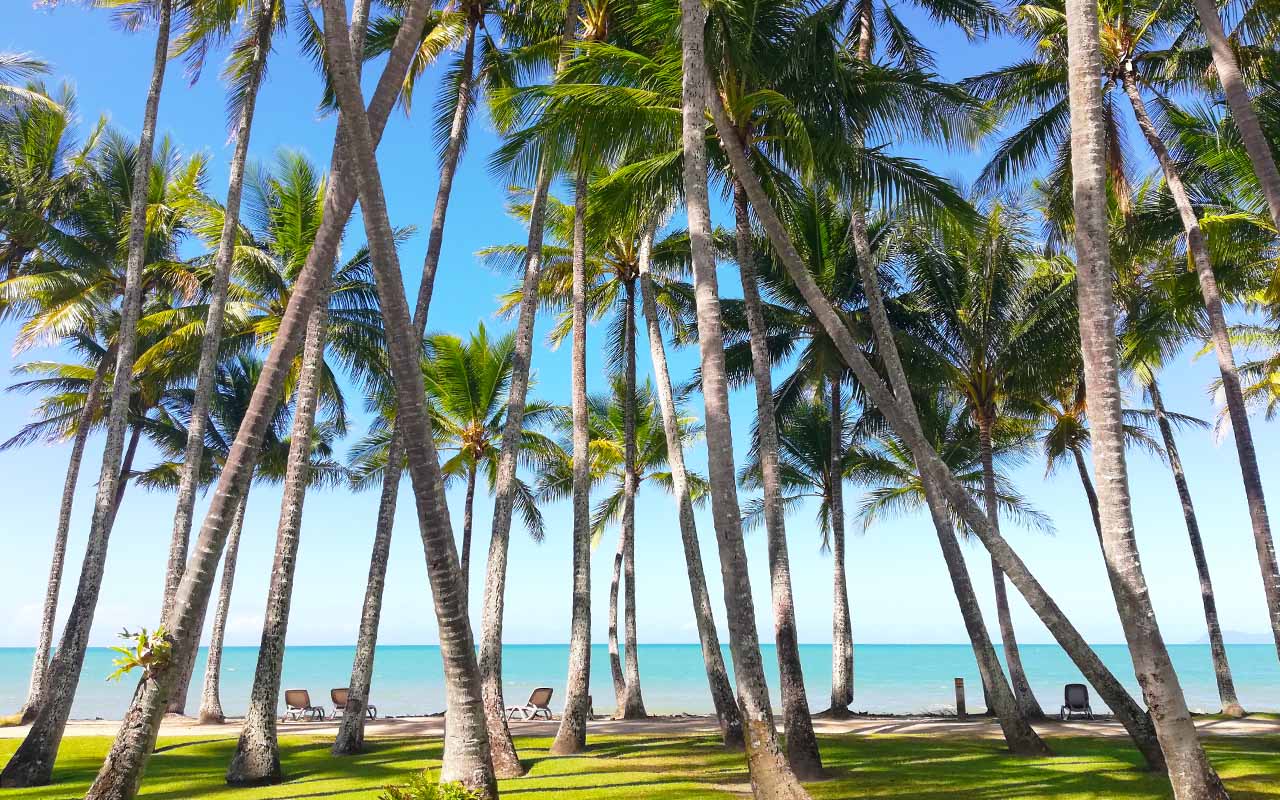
378 772 484 800
107 626 172 682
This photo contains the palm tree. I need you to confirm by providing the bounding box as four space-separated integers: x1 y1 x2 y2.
80 5 439 795
0 51 54 110
1060 0 1226 793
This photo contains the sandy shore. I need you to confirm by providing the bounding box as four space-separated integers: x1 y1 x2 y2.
3 713 1275 740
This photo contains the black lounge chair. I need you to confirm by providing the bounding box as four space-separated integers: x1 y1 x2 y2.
1060 683 1094 720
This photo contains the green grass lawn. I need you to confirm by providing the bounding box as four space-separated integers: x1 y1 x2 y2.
1 734 1278 799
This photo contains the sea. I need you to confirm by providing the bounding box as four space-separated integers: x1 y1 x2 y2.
1 644 1276 720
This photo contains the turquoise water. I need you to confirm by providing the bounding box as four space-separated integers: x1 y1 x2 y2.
1 644 1276 719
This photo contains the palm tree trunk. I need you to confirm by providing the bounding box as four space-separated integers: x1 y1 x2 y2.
681 9 809 796
1191 0 1280 229
1072 449 1104 543
1065 1 1226 793
20 352 110 723
164 0 277 717
732 182 823 777
708 79 1164 772
637 226 743 749
1122 68 1280 661
977 416 1044 719
78 5 430 796
461 463 477 603
317 4 495 793
550 166 594 756
0 3 173 786
620 280 647 719
827 372 853 717
608 530 626 713
197 492 250 725
332 435 402 755
1147 379 1245 717
226 295 330 786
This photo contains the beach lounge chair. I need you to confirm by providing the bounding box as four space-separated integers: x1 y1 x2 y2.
330 687 377 720
1060 683 1094 720
506 687 554 721
282 689 325 721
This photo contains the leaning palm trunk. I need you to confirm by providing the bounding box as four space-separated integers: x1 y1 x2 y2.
550 167 594 755
1147 379 1244 717
78 5 430 796
1072 448 1104 543
0 3 174 787
1058 1 1226 793
197 492 250 724
681 7 809 796
332 434 403 754
1122 66 1280 661
608 530 626 712
977 417 1044 720
164 0 277 716
708 79 1166 772
1192 0 1280 230
460 464 478 600
828 373 853 717
19 353 111 723
226 298 330 785
637 227 743 748
731 183 823 778
619 281 647 719
319 3 495 793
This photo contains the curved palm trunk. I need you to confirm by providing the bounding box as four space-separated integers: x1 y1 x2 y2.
1063 2 1226 793
197 492 250 724
461 463 477 603
732 183 823 777
637 228 743 749
20 354 110 723
164 0 277 717
1122 68 1280 661
226 298 330 786
977 416 1044 720
1072 449 1104 543
608 531 626 712
0 3 173 787
550 167 593 755
620 280 647 719
319 4 495 793
78 5 431 796
1191 0 1280 230
1147 379 1244 717
709 81 1164 771
828 373 853 717
682 11 809 796
332 435 402 755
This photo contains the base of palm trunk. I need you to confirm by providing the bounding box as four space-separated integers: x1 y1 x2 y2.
0 749 53 788
226 740 282 786
820 704 853 720
197 709 225 725
1221 702 1247 719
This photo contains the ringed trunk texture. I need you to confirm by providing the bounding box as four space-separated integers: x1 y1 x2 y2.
637 227 744 749
164 0 277 717
318 2 495 793
1122 66 1280 661
226 297 330 786
550 166 593 755
977 416 1044 720
76 4 429 796
828 374 853 717
620 280 647 720
20 354 110 723
198 492 250 725
732 182 823 777
681 6 810 795
1147 380 1244 717
708 77 1165 772
1065 1 1226 794
0 3 174 786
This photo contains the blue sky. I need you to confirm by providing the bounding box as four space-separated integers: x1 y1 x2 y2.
2 1 1278 654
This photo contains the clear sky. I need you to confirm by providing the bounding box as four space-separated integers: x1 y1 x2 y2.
2 1 1278 653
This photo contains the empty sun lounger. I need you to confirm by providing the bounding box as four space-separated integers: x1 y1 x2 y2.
282 689 325 721
330 687 377 720
506 687 554 721
1060 683 1094 720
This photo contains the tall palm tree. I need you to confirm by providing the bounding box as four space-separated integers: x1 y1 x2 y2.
80 4 439 795
1061 0 1226 793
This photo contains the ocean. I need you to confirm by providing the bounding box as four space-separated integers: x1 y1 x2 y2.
1 644 1276 720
